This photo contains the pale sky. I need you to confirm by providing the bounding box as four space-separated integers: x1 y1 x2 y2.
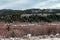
0 0 60 10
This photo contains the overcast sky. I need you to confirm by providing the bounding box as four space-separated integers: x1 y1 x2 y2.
0 0 60 10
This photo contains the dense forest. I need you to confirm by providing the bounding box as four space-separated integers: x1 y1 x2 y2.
0 9 60 22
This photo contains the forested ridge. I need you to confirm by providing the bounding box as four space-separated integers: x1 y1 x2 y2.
0 9 60 22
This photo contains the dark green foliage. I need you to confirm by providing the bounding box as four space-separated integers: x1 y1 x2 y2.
0 9 60 22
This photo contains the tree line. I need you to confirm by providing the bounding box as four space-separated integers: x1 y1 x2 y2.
0 9 60 22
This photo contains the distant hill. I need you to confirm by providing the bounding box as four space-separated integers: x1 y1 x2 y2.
0 9 60 22
0 9 60 14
